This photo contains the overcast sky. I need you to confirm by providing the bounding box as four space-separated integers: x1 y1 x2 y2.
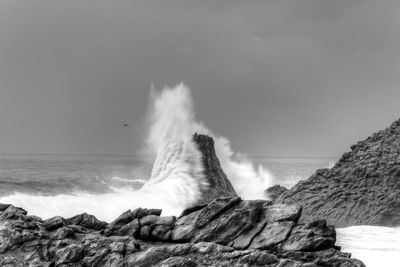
0 0 399 157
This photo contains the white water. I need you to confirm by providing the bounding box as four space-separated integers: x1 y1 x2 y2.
337 226 400 267
0 84 272 220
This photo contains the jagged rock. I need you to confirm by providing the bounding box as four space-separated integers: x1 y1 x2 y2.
103 210 135 236
0 204 11 212
230 202 301 250
0 205 27 221
43 216 65 231
275 118 400 227
139 215 176 241
0 221 23 253
171 197 241 242
0 199 364 266
192 200 263 245
156 256 197 267
103 208 164 237
249 221 295 250
133 208 162 219
55 243 84 264
52 226 75 239
280 220 336 252
193 134 238 205
266 185 289 202
67 213 108 230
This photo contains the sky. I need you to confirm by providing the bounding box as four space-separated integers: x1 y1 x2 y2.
0 0 399 157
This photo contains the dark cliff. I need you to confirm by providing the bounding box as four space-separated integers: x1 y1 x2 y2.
276 119 400 227
193 133 238 205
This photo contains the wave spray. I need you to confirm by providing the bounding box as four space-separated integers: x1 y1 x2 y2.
0 84 273 221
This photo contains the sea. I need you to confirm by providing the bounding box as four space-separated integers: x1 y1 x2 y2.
0 154 398 267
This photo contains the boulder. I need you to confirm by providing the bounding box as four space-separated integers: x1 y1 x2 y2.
43 216 66 231
103 210 135 236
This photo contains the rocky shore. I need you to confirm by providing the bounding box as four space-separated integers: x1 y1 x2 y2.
0 197 364 266
0 134 366 266
274 119 400 227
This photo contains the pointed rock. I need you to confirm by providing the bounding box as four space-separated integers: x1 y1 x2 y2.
193 134 238 205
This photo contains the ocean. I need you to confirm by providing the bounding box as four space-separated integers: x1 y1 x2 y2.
0 154 398 266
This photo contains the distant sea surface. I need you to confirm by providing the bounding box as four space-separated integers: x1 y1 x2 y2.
0 154 333 196
0 154 398 266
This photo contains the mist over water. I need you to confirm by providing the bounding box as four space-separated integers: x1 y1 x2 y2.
0 84 273 221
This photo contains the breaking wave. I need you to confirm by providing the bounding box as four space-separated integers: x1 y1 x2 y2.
0 84 273 222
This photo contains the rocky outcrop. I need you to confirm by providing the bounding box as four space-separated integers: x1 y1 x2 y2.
0 198 364 266
266 185 288 202
276 119 400 227
193 134 238 205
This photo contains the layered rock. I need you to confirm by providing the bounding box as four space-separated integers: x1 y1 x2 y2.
265 185 288 202
0 198 364 266
276 119 400 227
193 133 238 205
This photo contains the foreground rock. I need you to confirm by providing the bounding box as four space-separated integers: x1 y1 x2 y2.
0 198 364 266
193 134 238 205
276 119 400 227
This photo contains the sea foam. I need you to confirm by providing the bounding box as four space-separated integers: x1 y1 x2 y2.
0 84 273 221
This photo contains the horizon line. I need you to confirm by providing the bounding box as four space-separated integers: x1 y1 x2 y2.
0 152 338 159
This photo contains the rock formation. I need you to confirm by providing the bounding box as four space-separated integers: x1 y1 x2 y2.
275 119 400 227
265 185 288 202
0 198 364 266
193 133 238 205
